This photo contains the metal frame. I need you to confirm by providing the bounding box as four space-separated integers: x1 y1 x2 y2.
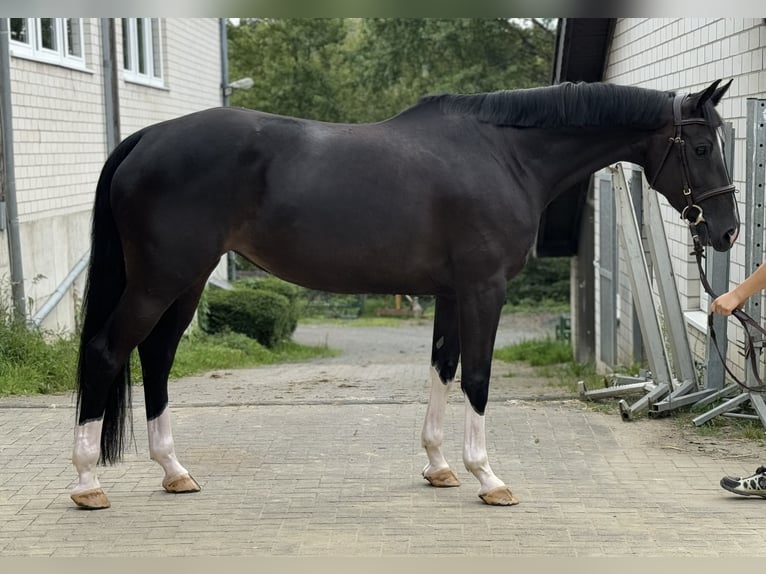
582 164 675 417
693 99 766 428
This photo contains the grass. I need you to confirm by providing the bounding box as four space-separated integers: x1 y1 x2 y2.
0 319 337 397
672 408 766 443
0 319 79 396
170 331 338 378
494 335 604 396
494 337 573 366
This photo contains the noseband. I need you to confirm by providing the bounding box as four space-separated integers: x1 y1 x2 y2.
648 94 736 227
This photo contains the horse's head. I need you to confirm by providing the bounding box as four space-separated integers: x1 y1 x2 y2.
644 79 739 252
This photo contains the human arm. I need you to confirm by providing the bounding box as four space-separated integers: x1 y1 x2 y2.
711 261 766 316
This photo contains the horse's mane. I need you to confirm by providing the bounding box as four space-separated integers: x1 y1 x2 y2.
417 82 674 129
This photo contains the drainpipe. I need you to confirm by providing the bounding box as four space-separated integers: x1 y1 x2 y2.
0 19 26 321
220 18 237 282
100 18 120 152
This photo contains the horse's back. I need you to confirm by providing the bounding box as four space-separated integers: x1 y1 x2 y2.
107 106 534 295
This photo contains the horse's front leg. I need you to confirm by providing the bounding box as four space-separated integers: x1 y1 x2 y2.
422 296 461 487
458 280 519 506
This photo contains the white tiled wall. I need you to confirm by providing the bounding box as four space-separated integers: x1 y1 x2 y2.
599 18 766 375
117 19 222 137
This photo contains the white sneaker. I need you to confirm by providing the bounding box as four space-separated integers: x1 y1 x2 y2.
720 466 766 498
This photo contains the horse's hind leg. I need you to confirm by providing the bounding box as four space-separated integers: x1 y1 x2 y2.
458 279 519 506
138 275 210 495
421 295 461 487
72 287 179 509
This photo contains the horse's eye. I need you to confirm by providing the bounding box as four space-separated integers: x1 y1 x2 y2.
695 145 708 156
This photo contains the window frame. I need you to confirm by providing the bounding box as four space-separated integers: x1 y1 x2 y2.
121 17 164 88
7 18 86 70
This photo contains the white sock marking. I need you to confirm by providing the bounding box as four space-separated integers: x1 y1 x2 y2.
148 408 189 482
72 419 103 494
463 397 505 494
421 367 452 475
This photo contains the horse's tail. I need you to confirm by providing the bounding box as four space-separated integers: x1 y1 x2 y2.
76 130 143 465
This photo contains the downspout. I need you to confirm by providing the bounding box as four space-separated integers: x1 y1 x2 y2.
220 17 237 282
0 18 26 321
101 18 120 152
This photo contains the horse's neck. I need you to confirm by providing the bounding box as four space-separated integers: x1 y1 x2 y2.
507 126 651 206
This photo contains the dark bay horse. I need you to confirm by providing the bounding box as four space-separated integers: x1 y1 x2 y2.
71 80 738 509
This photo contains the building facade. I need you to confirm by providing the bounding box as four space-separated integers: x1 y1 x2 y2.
559 18 766 383
1 18 226 332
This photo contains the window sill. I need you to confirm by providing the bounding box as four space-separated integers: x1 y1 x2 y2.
123 74 168 91
685 310 709 334
10 48 93 75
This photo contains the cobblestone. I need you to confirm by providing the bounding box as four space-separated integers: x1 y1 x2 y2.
1 313 765 556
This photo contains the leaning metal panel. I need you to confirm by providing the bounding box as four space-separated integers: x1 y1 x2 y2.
642 179 697 386
612 164 673 387
703 122 734 391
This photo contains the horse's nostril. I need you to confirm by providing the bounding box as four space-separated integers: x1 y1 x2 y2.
727 228 739 246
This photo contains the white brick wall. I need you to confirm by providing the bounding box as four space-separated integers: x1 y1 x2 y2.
599 17 766 376
117 18 222 136
1 18 223 332
10 18 106 223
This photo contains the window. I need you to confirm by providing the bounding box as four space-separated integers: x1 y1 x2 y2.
8 18 85 69
122 18 163 87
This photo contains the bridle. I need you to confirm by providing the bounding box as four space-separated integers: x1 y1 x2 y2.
649 95 765 391
647 94 736 227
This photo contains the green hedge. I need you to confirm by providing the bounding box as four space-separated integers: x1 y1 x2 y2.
204 288 293 348
235 276 300 333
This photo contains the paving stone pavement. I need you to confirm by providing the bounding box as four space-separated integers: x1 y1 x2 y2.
2 313 766 557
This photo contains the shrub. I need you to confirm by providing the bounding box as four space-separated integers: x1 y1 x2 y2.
235 276 300 332
506 256 570 306
204 288 293 348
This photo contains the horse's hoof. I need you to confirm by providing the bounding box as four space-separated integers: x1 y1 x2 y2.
478 486 519 506
163 473 201 493
423 467 461 487
71 488 111 509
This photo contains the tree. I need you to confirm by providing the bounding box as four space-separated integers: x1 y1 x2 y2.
227 18 557 123
227 19 350 122
351 19 556 120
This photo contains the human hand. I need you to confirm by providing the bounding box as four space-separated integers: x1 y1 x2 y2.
711 292 744 316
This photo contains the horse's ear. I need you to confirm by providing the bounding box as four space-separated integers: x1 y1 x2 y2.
690 79 722 109
711 79 733 106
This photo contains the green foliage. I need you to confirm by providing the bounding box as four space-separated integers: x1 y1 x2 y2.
228 18 350 121
235 276 301 333
494 337 573 366
204 288 294 348
494 336 599 395
0 319 78 396
227 18 557 123
170 331 337 379
507 257 570 306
